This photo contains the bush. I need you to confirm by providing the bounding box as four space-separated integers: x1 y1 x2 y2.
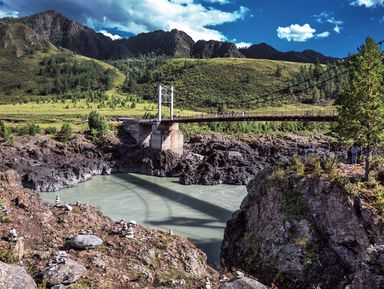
88 111 108 137
44 126 57 135
25 123 41 136
0 120 12 142
56 123 72 142
291 156 305 177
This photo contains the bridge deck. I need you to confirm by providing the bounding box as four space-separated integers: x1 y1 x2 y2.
120 109 337 124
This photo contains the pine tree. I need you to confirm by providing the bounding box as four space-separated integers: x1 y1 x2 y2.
334 37 384 181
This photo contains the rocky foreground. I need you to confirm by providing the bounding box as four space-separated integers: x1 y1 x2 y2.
221 165 384 289
0 133 331 192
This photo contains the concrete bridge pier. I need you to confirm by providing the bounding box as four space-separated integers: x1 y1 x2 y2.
150 123 184 155
122 120 184 155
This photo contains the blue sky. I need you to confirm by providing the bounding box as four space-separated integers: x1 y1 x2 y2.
0 0 383 57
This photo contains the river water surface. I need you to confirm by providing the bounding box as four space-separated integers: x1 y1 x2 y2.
40 173 247 268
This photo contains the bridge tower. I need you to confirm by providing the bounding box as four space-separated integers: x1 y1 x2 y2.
150 84 183 155
157 84 174 122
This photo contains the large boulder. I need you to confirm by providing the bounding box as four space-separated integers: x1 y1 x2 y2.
70 234 103 249
221 169 384 289
42 258 87 286
0 261 37 289
219 277 267 289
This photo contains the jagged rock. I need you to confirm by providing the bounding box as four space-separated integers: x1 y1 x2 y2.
0 261 37 289
350 245 384 289
219 277 267 289
41 257 87 286
70 234 103 249
221 170 384 289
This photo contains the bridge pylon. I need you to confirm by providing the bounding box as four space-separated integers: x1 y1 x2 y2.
158 84 174 122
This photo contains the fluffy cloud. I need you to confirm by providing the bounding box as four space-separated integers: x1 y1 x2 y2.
1 0 249 41
277 24 316 42
0 5 18 18
204 0 231 4
98 30 122 40
350 0 384 7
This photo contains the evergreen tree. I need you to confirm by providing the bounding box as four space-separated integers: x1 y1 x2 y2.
334 37 384 181
88 111 109 137
57 123 73 142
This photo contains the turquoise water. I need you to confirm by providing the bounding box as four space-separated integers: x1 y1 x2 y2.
40 173 247 268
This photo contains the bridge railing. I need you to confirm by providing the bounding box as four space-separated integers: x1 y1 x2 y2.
165 107 337 122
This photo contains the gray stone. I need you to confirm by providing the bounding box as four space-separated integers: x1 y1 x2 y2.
0 261 37 289
42 258 86 286
219 277 267 289
52 285 66 289
69 234 103 249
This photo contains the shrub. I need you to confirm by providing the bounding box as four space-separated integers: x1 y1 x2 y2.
130 101 137 109
291 156 305 177
0 120 12 143
44 126 57 135
56 123 72 142
25 123 41 136
306 156 322 176
88 111 108 137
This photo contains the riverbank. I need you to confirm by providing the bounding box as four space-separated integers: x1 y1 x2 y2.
0 132 332 192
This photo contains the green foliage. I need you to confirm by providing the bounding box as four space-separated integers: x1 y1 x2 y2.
268 168 285 182
56 123 72 142
130 101 136 109
275 65 283 77
110 57 306 109
24 123 41 136
88 111 108 137
40 54 116 94
0 249 16 264
334 37 384 181
44 126 57 135
306 156 322 176
291 156 305 177
0 120 12 143
291 61 349 104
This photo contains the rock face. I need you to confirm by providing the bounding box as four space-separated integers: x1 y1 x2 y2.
0 22 53 57
0 261 37 289
0 134 112 192
240 43 337 64
221 169 384 289
21 10 115 59
116 29 195 58
192 40 244 58
179 134 331 185
219 277 267 289
42 257 87 286
70 234 103 249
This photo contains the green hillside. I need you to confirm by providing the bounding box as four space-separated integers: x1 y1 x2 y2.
132 58 308 109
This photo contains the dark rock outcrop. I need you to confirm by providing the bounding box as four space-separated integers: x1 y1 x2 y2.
0 135 113 192
221 170 384 289
192 40 244 58
20 10 115 59
116 29 195 58
219 276 267 289
0 22 54 57
240 43 337 64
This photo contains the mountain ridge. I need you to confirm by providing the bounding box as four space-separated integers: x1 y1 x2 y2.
0 10 337 63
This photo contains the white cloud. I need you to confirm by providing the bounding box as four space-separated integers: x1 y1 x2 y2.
204 0 231 4
350 0 384 7
98 30 122 40
0 7 19 18
277 24 316 42
235 42 252 48
314 11 343 34
316 31 330 38
2 0 249 42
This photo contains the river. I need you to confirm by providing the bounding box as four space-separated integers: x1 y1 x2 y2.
40 173 247 268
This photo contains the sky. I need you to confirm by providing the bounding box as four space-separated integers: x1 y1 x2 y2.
0 0 383 57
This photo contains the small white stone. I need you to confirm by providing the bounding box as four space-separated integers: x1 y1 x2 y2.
235 271 244 279
169 228 174 236
64 204 72 211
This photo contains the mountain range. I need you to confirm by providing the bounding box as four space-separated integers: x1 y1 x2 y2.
1 10 337 63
